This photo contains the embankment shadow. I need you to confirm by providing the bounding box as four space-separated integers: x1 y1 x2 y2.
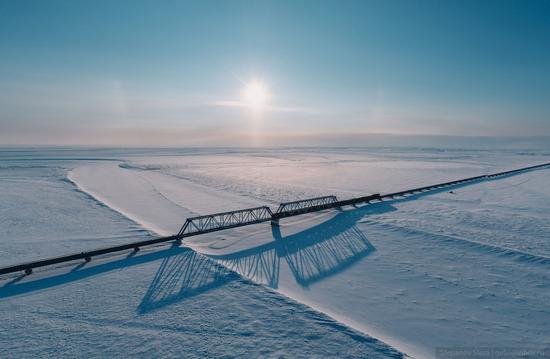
211 201 397 288
0 245 186 299
0 243 235 310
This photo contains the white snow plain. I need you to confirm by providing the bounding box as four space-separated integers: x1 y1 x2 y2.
2 147 550 358
0 148 402 358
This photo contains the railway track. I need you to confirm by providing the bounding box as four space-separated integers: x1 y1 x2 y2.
1 161 548 276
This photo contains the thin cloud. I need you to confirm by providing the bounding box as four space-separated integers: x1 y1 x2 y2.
210 99 319 114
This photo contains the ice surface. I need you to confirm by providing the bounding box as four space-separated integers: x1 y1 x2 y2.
0 148 403 358
120 147 550 202
2 147 550 358
69 162 261 236
0 245 401 358
0 159 149 266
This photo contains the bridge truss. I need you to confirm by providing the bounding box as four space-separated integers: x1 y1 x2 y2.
275 195 338 215
178 206 273 236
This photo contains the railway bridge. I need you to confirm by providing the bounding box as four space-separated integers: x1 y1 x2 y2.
1 161 549 276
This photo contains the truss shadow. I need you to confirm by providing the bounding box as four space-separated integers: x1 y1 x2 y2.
212 201 396 288
275 225 374 287
138 245 238 314
0 243 238 315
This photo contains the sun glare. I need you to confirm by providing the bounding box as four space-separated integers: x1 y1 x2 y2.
242 80 269 110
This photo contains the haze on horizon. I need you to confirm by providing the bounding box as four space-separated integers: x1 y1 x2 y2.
1 0 550 147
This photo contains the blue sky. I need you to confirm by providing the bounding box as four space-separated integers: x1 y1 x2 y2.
1 0 549 145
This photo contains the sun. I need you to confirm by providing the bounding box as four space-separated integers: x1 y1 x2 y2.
242 80 269 110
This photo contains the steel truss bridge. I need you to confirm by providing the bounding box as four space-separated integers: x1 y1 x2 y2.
1 161 549 276
178 206 273 236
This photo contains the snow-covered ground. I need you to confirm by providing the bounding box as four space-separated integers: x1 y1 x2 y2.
2 147 550 357
0 158 148 266
0 148 402 358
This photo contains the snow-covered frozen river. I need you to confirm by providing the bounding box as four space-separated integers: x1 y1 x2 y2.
1 147 550 358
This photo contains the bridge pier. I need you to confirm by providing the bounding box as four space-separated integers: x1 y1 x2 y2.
271 218 279 227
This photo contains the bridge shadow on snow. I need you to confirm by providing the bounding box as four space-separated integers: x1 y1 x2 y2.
1 168 542 313
0 242 238 314
136 201 397 314
1 202 397 315
137 245 237 314
0 243 189 299
210 201 397 289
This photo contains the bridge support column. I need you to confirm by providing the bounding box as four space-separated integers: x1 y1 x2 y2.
271 218 279 227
